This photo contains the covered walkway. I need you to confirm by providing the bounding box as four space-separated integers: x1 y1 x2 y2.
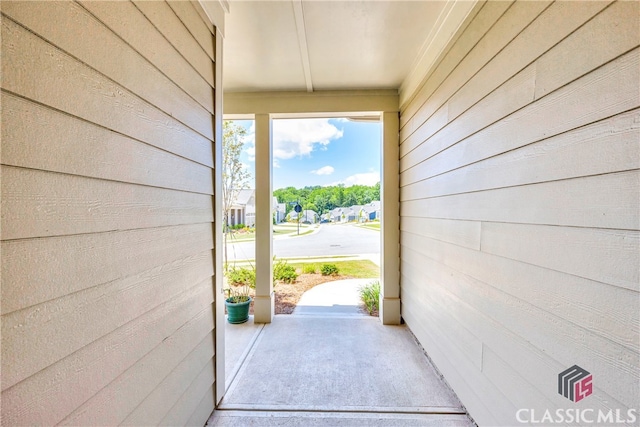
208 281 474 426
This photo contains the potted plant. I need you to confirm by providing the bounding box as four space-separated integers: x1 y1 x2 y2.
225 284 252 324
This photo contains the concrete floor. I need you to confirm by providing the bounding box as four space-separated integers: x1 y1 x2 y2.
208 302 474 426
293 279 374 317
223 316 263 390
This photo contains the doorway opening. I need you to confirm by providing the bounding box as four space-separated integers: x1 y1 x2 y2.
221 115 384 388
269 117 381 317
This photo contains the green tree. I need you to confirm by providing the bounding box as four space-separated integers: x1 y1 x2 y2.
222 121 250 267
274 182 380 213
343 191 358 207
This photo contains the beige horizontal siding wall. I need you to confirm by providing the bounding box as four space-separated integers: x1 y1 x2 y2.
398 1 639 425
1 1 217 425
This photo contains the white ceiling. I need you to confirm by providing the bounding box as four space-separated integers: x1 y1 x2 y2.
222 1 474 95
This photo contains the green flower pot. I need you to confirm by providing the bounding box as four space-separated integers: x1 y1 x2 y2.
225 297 251 324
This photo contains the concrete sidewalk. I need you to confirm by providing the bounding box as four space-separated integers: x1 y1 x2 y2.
292 278 375 317
211 281 473 426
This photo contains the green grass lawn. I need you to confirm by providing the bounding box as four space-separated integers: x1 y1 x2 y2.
274 224 299 233
360 222 380 230
225 231 255 242
289 259 379 278
226 224 315 242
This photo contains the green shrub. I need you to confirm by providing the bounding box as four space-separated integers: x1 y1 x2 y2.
302 264 317 274
273 258 298 283
320 263 339 276
359 280 380 315
226 266 255 288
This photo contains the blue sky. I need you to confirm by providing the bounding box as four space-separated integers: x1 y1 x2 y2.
234 118 381 190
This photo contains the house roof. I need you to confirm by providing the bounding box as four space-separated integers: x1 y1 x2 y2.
231 189 255 206
359 201 381 214
222 1 478 103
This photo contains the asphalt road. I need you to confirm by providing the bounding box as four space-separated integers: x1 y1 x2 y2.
225 223 380 261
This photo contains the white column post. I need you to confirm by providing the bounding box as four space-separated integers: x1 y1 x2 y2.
380 111 401 325
213 27 226 404
253 114 274 323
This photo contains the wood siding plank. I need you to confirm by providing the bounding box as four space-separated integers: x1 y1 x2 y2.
1 0 213 139
122 332 215 426
1 166 213 240
1 223 213 315
0 281 213 426
2 252 213 389
401 63 536 163
481 223 639 290
159 361 215 426
167 0 215 60
400 217 481 250
78 0 214 113
186 386 215 427
58 315 214 426
400 0 515 128
401 48 640 180
402 231 639 364
190 0 215 34
401 255 484 369
401 295 505 426
1 94 213 195
400 1 550 139
447 0 612 121
1 1 217 425
132 0 214 87
0 18 213 167
401 171 639 230
534 1 640 99
406 261 632 420
399 3 639 424
403 245 639 409
401 109 640 197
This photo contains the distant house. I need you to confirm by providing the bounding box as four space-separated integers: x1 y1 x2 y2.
347 205 364 222
228 192 289 226
273 198 286 223
288 209 319 224
327 202 380 223
226 189 255 227
329 207 345 223
301 210 319 224
361 201 381 221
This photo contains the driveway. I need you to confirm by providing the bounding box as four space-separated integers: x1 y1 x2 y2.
225 223 380 261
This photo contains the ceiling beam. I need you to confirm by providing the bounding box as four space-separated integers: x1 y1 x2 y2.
291 0 314 92
224 90 399 117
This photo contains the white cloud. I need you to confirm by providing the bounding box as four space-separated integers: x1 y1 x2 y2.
273 119 343 160
311 166 335 176
245 145 255 162
338 172 380 186
240 119 343 162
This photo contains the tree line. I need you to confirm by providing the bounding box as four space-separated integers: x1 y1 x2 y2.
274 182 380 215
